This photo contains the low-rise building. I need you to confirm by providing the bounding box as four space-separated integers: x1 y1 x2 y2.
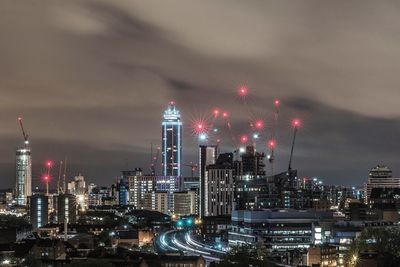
228 209 333 252
307 244 337 267
111 229 138 248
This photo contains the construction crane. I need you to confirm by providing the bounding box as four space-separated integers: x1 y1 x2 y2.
44 161 52 195
62 157 68 194
149 144 161 176
288 119 301 173
268 100 280 175
183 162 198 178
57 160 63 194
18 117 29 148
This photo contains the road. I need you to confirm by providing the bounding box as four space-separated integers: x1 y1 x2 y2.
155 229 226 264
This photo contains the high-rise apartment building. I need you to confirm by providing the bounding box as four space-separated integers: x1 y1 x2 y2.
199 145 217 217
29 194 48 229
53 194 77 224
204 153 235 216
128 171 156 208
161 101 182 177
127 166 181 212
365 165 400 203
117 178 129 206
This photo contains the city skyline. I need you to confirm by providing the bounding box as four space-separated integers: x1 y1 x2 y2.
2 1 400 187
1 2 400 267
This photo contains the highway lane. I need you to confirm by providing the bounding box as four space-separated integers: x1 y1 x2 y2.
155 229 226 264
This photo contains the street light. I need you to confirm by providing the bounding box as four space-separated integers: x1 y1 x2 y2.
177 220 184 227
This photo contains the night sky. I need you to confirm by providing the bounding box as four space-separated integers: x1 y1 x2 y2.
1 1 400 188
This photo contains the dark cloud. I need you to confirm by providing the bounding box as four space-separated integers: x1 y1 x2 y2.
0 0 399 188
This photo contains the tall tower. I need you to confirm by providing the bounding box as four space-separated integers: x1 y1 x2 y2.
162 101 182 177
15 118 32 206
15 149 32 205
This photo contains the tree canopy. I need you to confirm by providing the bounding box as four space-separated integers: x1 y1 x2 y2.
346 226 400 267
213 245 278 267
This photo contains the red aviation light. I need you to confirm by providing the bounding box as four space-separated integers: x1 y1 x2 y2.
240 135 249 143
267 140 276 149
292 119 301 127
213 109 220 117
238 86 248 97
255 120 264 129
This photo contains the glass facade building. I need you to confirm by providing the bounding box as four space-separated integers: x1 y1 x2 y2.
161 102 182 177
29 194 48 229
15 148 32 206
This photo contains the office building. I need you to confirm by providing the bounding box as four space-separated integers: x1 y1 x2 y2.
161 101 182 177
142 191 169 214
117 177 129 206
88 186 113 206
173 190 197 216
228 209 333 251
365 165 400 202
204 153 235 216
199 145 217 217
15 148 32 206
29 194 48 229
156 176 181 212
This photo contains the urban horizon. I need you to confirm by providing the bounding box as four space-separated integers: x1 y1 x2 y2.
3 97 396 190
1 1 400 267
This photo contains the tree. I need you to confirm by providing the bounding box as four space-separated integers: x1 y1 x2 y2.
214 245 278 267
0 214 29 227
345 227 400 267
17 254 41 267
65 259 113 267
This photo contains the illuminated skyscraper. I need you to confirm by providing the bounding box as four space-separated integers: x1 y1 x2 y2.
15 117 32 206
15 148 32 206
162 101 182 177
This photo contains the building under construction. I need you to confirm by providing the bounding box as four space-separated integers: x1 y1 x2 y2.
15 117 32 206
